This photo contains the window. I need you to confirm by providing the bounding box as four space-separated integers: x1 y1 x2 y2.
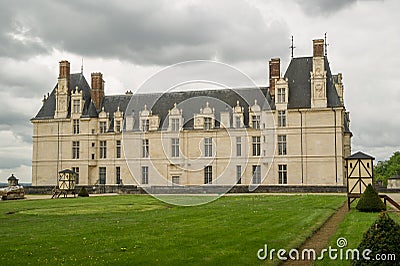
141 119 149 132
252 165 261 184
72 167 79 184
277 88 286 103
116 120 121 132
204 138 212 157
73 119 79 134
171 118 179 131
278 110 286 127
171 138 179 157
92 142 95 147
204 117 212 130
278 164 287 184
116 140 121 158
100 140 107 159
91 154 95 160
278 135 287 155
236 137 242 157
142 166 149 184
252 115 260 129
236 165 242 184
204 166 212 184
172 176 180 185
100 121 107 133
235 116 241 128
142 139 149 158
72 141 79 159
252 136 261 156
73 99 80 113
116 167 121 184
99 167 106 184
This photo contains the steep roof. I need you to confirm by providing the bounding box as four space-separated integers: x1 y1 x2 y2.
32 73 97 120
284 57 342 109
346 151 375 160
102 87 272 130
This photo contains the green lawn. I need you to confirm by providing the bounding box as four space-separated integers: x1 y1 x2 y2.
0 194 345 265
316 208 400 266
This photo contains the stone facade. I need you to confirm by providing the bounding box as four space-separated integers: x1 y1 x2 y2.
31 39 352 187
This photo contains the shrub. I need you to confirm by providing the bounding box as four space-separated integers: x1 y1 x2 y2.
356 184 386 212
78 187 89 197
352 212 400 266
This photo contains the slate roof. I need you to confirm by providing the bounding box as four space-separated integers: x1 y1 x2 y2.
284 57 342 109
346 151 375 160
106 87 271 130
32 73 97 120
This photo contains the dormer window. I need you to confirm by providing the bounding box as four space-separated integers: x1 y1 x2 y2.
100 121 107 133
235 116 241 128
116 120 121 132
252 115 260 129
73 99 80 113
277 88 286 103
141 119 149 132
204 117 212 130
171 118 179 131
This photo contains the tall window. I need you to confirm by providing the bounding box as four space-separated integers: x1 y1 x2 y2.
142 139 149 158
116 140 121 158
236 137 242 157
204 117 212 130
72 141 79 159
277 88 286 103
252 165 261 184
116 166 121 184
116 120 121 132
171 138 179 157
204 166 212 184
278 110 286 127
100 140 107 159
171 118 179 131
278 164 287 184
141 119 149 132
236 165 242 184
100 121 107 133
73 99 80 113
72 167 79 184
142 166 149 184
252 115 260 129
278 135 287 155
73 119 79 134
99 167 106 184
204 138 212 157
172 176 180 185
235 116 241 128
252 136 261 156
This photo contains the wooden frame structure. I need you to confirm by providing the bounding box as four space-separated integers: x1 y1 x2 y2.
52 169 77 198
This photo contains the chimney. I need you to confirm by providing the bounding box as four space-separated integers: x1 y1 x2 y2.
58 60 70 91
91 72 104 110
313 39 324 57
269 58 280 98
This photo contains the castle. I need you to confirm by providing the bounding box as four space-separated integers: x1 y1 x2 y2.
31 39 352 187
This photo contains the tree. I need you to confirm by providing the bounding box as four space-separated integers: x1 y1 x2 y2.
356 184 386 212
374 151 400 186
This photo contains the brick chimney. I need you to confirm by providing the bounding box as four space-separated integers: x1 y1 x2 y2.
313 39 324 57
91 72 104 110
269 58 280 98
58 60 70 91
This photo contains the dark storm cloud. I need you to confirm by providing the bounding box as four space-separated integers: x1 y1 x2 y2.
294 0 358 15
0 0 289 65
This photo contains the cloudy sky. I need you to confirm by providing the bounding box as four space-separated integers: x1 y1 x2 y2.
0 0 399 182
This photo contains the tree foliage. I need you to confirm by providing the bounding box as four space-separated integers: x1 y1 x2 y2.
356 184 386 212
374 151 400 186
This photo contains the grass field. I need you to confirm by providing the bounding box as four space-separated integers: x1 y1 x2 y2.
0 194 345 265
316 208 400 265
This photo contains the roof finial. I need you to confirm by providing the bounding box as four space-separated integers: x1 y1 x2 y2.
290 35 296 59
81 57 84 74
324 32 329 57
